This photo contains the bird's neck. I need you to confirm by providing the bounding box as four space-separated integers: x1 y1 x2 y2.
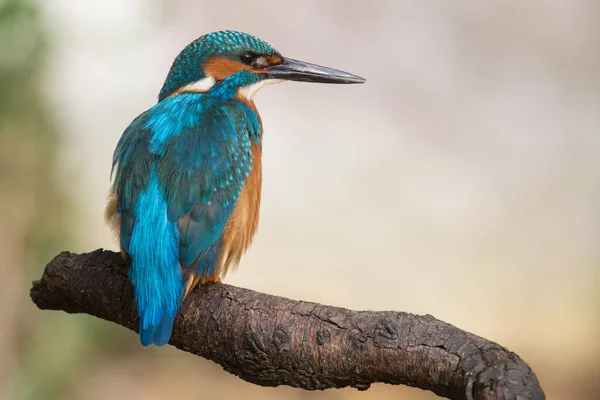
209 71 262 100
161 75 263 144
208 71 264 144
235 94 261 132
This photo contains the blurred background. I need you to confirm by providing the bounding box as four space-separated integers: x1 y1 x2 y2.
1 0 599 399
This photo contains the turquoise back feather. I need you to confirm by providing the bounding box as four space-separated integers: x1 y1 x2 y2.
112 92 261 346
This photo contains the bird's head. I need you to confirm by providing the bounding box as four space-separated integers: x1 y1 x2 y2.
158 30 365 102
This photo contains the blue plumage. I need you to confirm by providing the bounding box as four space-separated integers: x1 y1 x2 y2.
107 30 364 347
127 168 180 346
112 93 259 346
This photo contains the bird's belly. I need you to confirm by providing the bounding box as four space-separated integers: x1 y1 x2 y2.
217 142 262 277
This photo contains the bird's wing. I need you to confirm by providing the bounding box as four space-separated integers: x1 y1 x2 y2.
112 95 260 274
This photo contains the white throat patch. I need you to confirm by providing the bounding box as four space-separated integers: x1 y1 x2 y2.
238 79 283 100
177 76 282 99
178 76 216 93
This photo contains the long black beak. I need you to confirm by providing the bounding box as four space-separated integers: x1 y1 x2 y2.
267 57 366 84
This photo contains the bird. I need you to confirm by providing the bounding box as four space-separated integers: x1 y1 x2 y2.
105 30 365 347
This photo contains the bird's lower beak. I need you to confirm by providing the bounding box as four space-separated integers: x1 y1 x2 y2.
266 57 366 84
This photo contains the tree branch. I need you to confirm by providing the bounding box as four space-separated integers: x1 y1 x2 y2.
30 249 544 399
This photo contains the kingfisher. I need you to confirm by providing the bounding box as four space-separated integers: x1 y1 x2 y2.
105 30 365 347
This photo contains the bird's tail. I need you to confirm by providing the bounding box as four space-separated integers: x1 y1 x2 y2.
126 172 183 347
139 310 176 347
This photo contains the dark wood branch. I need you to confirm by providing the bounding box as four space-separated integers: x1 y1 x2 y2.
30 249 545 400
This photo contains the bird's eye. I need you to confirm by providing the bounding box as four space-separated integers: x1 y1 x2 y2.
239 52 256 66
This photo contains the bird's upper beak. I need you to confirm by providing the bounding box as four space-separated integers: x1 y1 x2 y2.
266 57 366 84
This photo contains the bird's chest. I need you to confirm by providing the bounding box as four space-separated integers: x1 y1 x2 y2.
218 141 262 275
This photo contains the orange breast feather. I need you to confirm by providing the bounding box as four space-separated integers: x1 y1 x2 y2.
216 141 262 278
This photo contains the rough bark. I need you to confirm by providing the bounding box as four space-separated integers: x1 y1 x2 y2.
30 249 545 400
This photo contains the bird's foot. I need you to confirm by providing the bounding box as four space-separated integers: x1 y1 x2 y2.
183 273 222 299
200 275 222 285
